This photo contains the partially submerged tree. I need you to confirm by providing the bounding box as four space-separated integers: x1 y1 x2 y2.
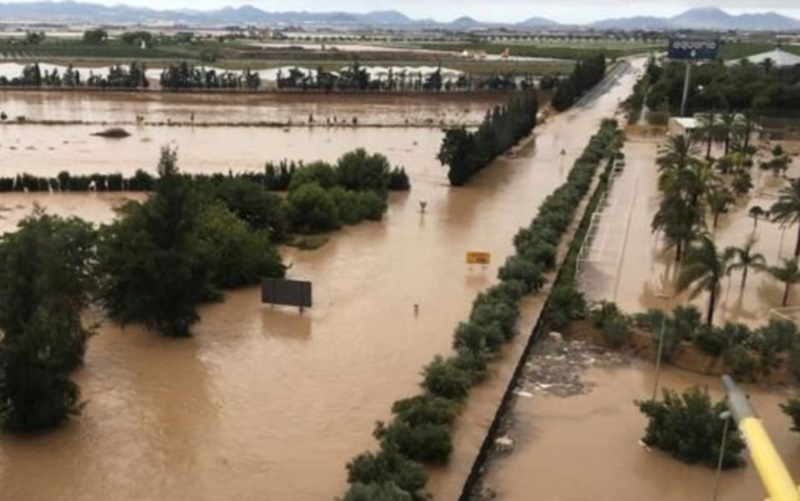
769 258 800 307
726 236 766 291
677 234 730 325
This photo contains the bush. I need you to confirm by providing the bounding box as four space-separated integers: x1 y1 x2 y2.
341 483 412 501
673 305 702 340
602 314 630 348
420 356 473 400
287 182 340 233
391 395 459 427
337 149 390 195
498 256 545 293
637 386 745 468
724 345 758 381
469 298 519 340
588 300 624 329
288 161 338 191
693 326 728 357
780 398 800 433
756 319 798 354
545 286 586 330
346 448 426 495
453 320 506 354
388 167 411 191
374 421 453 464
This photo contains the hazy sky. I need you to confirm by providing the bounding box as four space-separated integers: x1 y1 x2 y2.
4 0 800 23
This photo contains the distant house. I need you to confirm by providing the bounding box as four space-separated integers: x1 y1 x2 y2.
725 48 800 68
461 49 487 60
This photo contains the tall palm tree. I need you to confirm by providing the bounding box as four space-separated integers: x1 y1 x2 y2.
677 234 731 325
718 111 743 156
770 179 800 257
694 113 718 160
725 236 766 291
657 134 703 174
706 186 734 229
749 205 768 230
769 258 800 307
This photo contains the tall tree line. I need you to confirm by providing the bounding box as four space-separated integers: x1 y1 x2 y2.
0 62 149 89
551 53 607 111
437 92 539 186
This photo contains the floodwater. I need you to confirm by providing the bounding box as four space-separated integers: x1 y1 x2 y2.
579 137 800 326
0 89 503 127
481 363 800 501
0 60 641 500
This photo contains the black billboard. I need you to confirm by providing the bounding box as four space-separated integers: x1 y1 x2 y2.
667 39 720 61
261 278 312 308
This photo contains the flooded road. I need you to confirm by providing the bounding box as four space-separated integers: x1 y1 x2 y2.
579 138 800 326
0 61 641 500
481 362 800 501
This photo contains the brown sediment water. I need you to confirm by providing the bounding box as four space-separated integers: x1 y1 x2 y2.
0 90 505 127
0 61 641 500
579 138 800 326
481 364 800 501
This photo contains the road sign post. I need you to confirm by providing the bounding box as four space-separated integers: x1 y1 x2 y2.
667 39 719 117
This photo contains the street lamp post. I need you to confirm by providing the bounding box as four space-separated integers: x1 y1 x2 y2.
712 411 732 501
651 292 671 402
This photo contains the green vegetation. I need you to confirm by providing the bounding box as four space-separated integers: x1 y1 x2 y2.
0 211 96 432
677 235 730 326
437 93 538 186
340 120 621 499
637 386 745 468
718 43 800 61
160 61 261 90
770 178 800 257
551 54 607 112
780 398 800 433
417 42 658 60
0 62 148 89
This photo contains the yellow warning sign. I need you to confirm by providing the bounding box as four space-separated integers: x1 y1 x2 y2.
466 251 491 265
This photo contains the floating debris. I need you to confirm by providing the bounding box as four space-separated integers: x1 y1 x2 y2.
92 127 131 139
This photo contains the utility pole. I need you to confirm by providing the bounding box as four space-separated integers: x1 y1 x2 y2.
680 61 692 117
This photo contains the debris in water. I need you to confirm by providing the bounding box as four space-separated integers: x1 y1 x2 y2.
548 331 563 342
494 436 514 452
92 127 131 139
512 389 533 398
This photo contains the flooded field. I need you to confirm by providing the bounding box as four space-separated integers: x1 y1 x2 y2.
579 138 800 326
0 89 506 127
0 61 640 500
481 359 800 501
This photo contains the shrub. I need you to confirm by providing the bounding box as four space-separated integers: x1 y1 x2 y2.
341 482 412 501
388 167 411 191
588 300 624 329
346 448 426 494
724 345 758 381
637 386 745 468
518 239 557 270
756 319 798 354
780 398 800 433
602 314 630 348
391 395 459 427
545 286 586 330
374 421 452 464
498 256 545 293
453 320 505 355
420 356 473 400
693 326 728 357
287 182 340 233
288 161 338 191
452 348 489 383
469 299 519 340
673 305 702 340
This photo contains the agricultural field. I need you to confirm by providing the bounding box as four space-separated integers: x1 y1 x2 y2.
416 41 664 60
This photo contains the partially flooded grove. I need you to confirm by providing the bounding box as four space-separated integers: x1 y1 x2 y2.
0 61 641 500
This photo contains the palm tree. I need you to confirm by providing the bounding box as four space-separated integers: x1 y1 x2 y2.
677 234 731 325
769 258 800 307
749 205 768 230
718 111 743 156
657 135 703 173
694 113 718 160
726 236 766 291
706 186 734 229
761 57 775 75
770 179 800 257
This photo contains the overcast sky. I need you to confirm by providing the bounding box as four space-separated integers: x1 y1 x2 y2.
4 0 800 23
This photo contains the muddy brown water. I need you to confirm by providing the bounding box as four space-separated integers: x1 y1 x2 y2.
482 364 800 501
0 61 641 500
0 90 505 127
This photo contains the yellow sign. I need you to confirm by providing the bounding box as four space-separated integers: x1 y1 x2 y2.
466 251 491 265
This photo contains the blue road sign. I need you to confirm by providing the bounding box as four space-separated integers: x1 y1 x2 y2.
667 39 719 61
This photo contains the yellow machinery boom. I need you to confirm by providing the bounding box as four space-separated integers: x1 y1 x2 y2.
722 375 800 501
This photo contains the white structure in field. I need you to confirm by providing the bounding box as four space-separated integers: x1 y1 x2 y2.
726 48 800 68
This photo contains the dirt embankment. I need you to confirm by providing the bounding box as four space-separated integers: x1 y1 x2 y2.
564 319 795 385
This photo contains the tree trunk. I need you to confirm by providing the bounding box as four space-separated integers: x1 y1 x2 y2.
707 134 713 159
741 267 748 290
713 212 720 229
707 286 717 325
783 283 791 307
753 217 758 230
675 240 683 262
795 224 800 257
744 118 752 151
724 135 730 156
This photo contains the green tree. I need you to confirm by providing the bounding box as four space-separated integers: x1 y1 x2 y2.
770 179 800 257
83 28 107 44
346 448 426 495
780 398 800 433
286 182 340 233
0 212 96 432
341 483 412 501
706 186 734 229
725 236 766 291
749 205 768 231
336 149 390 195
769 258 800 307
677 234 731 325
637 386 745 468
98 147 210 337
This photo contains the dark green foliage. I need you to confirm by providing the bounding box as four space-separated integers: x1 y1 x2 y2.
453 320 506 355
374 421 452 464
551 54 606 111
346 448 427 495
0 212 96 432
545 286 586 330
197 177 288 239
693 326 729 357
97 148 211 337
388 168 411 191
588 300 624 329
197 202 286 289
336 149 390 196
724 345 758 380
289 161 338 191
638 386 745 469
421 356 473 400
160 61 260 90
438 93 538 186
391 395 459 427
287 182 340 233
673 305 703 340
341 483 412 501
602 314 630 348
0 61 148 89
498 256 545 293
780 398 800 433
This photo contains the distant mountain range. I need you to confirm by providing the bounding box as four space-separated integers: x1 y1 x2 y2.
0 3 799 32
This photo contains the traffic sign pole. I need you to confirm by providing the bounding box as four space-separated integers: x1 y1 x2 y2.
680 62 692 117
